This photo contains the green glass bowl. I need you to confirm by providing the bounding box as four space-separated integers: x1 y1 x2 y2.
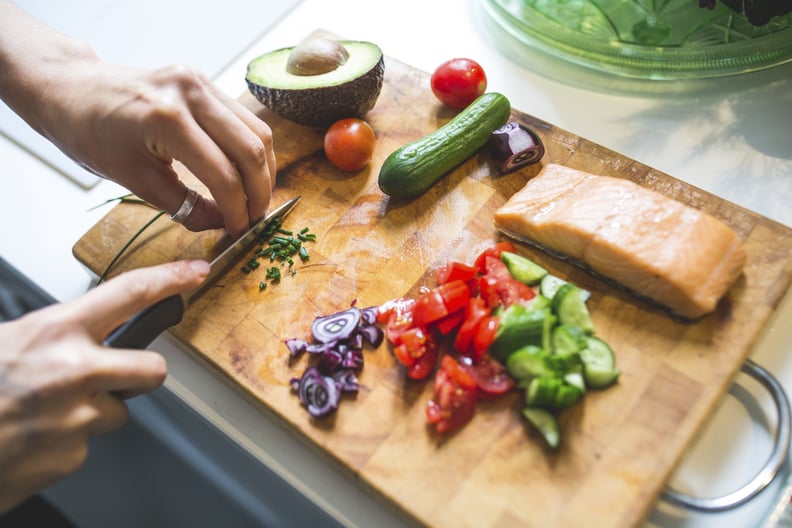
480 0 792 79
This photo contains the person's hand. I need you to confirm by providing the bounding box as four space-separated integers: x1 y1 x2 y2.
0 1 276 239
0 259 209 512
50 57 276 239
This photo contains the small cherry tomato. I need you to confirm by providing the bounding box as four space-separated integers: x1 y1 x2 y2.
430 58 487 109
323 118 376 171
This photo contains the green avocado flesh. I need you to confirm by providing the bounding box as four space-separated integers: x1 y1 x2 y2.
246 40 384 127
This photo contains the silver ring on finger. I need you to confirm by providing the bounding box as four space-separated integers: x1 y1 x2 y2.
170 188 198 224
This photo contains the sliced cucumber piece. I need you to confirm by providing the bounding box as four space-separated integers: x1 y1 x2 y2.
584 365 621 389
539 274 567 299
580 336 616 371
489 304 547 362
551 323 588 355
506 345 554 381
501 251 548 285
523 407 561 449
540 309 557 356
524 294 551 312
540 274 591 302
552 283 595 334
563 369 586 394
526 377 583 410
580 336 620 389
547 351 583 373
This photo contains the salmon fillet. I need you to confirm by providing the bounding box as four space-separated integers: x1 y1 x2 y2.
494 164 746 319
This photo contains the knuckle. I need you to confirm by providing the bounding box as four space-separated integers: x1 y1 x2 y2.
246 137 269 168
157 64 207 97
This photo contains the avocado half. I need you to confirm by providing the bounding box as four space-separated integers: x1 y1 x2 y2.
246 40 385 127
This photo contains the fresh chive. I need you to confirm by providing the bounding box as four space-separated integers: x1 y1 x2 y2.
98 209 167 284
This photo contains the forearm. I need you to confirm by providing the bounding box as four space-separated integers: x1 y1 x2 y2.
0 0 99 139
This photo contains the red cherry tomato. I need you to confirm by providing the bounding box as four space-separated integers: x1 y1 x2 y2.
430 58 487 109
323 118 376 171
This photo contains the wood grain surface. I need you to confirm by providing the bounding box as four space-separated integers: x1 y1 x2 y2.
73 52 792 527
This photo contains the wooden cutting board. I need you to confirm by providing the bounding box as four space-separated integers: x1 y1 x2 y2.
73 50 792 527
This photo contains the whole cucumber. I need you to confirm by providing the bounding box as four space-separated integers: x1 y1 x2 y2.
378 92 511 199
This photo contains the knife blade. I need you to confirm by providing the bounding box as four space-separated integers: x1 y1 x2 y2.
103 196 301 349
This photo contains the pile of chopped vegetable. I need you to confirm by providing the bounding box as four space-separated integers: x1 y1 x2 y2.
286 241 619 448
242 215 317 290
287 304 384 417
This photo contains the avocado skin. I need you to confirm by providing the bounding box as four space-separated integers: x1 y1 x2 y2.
246 56 385 127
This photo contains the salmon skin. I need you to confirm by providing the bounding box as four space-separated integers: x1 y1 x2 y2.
494 164 746 320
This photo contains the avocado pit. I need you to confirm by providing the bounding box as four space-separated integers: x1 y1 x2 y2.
286 38 350 76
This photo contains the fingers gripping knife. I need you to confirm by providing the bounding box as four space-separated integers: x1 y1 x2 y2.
103 196 300 349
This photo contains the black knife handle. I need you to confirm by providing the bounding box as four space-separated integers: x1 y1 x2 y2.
103 294 185 349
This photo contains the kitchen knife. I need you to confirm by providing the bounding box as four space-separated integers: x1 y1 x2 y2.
103 196 300 349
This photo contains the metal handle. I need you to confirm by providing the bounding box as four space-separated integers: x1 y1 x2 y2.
663 359 791 512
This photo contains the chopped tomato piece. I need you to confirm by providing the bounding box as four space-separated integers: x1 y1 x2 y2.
434 310 465 335
479 256 536 308
376 297 415 325
473 241 516 274
460 356 515 400
378 297 416 345
436 261 476 285
484 255 511 279
426 356 477 433
435 280 470 315
392 326 438 380
471 316 499 363
412 289 448 327
440 354 478 390
399 327 428 359
454 297 489 356
407 341 439 380
478 274 502 309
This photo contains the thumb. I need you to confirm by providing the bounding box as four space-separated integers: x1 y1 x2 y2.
71 260 210 342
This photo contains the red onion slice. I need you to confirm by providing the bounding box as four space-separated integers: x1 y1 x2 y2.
311 307 362 343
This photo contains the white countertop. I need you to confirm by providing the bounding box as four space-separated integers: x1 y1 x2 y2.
2 1 791 526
